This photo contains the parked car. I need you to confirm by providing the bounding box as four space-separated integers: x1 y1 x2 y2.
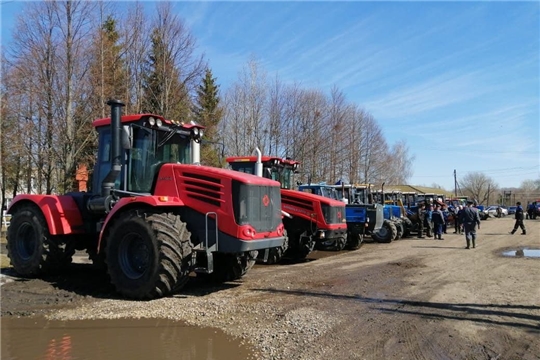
484 206 508 217
508 206 517 215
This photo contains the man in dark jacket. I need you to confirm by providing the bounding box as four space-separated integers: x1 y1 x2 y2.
510 202 526 235
431 204 445 240
460 200 481 249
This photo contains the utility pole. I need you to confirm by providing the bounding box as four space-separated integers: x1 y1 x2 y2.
487 184 491 206
454 169 457 197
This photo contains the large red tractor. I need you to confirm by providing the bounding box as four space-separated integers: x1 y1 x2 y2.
226 153 347 262
6 100 285 299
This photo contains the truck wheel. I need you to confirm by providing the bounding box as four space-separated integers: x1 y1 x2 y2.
106 210 193 299
372 220 397 243
7 205 73 276
346 233 363 250
209 251 258 282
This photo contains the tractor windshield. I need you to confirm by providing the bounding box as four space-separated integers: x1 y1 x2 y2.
271 165 294 190
228 161 294 190
278 166 294 190
128 126 191 193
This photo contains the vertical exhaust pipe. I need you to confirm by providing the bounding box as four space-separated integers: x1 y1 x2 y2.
254 147 263 177
101 99 125 196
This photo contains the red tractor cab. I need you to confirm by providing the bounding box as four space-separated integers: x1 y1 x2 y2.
226 153 348 262
7 100 285 299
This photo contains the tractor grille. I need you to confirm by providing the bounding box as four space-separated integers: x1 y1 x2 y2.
182 172 223 207
321 204 345 225
232 181 282 232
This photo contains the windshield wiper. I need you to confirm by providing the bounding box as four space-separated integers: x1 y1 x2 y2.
157 128 176 148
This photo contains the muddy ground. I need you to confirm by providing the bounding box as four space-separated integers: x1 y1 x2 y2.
1 217 539 359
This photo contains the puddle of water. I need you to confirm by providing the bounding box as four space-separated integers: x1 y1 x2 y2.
1 317 255 360
501 248 540 258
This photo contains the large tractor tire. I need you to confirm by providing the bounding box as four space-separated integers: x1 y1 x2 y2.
105 210 193 300
316 235 347 251
284 231 315 260
7 205 74 276
372 220 397 243
394 220 404 240
257 231 289 265
346 232 363 250
208 251 258 283
402 217 413 238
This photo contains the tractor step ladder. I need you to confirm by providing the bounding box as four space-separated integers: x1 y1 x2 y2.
194 212 218 274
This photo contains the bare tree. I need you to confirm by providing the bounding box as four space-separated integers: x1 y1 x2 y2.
121 2 149 113
459 172 498 205
221 59 269 156
385 140 415 184
52 0 98 193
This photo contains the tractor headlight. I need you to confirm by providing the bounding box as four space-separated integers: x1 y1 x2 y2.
193 127 199 136
148 117 162 127
199 129 204 138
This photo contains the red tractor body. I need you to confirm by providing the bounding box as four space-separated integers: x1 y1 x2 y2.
7 101 284 299
226 154 348 261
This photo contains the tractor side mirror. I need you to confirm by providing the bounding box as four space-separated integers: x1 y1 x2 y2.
122 125 132 149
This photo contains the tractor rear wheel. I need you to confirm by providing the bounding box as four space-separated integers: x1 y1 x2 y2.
105 210 193 299
7 205 73 276
209 251 258 283
372 220 397 243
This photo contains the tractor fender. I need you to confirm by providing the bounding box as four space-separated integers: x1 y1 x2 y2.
97 196 185 253
7 195 85 235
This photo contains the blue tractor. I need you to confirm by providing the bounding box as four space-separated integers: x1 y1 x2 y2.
299 183 394 246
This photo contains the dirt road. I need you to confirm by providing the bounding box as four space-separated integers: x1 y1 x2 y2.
2 217 539 359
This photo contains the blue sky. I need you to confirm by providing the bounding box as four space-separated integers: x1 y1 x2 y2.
1 1 539 191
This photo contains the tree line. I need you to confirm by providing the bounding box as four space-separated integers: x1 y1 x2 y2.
0 0 415 211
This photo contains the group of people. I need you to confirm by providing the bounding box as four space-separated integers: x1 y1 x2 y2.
415 199 527 249
416 202 449 240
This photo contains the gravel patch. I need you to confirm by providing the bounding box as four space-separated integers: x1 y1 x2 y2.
48 286 345 360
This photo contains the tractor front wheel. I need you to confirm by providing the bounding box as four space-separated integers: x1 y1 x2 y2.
106 210 193 299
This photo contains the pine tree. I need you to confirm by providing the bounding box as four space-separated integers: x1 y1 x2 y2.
193 68 223 167
142 28 189 120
